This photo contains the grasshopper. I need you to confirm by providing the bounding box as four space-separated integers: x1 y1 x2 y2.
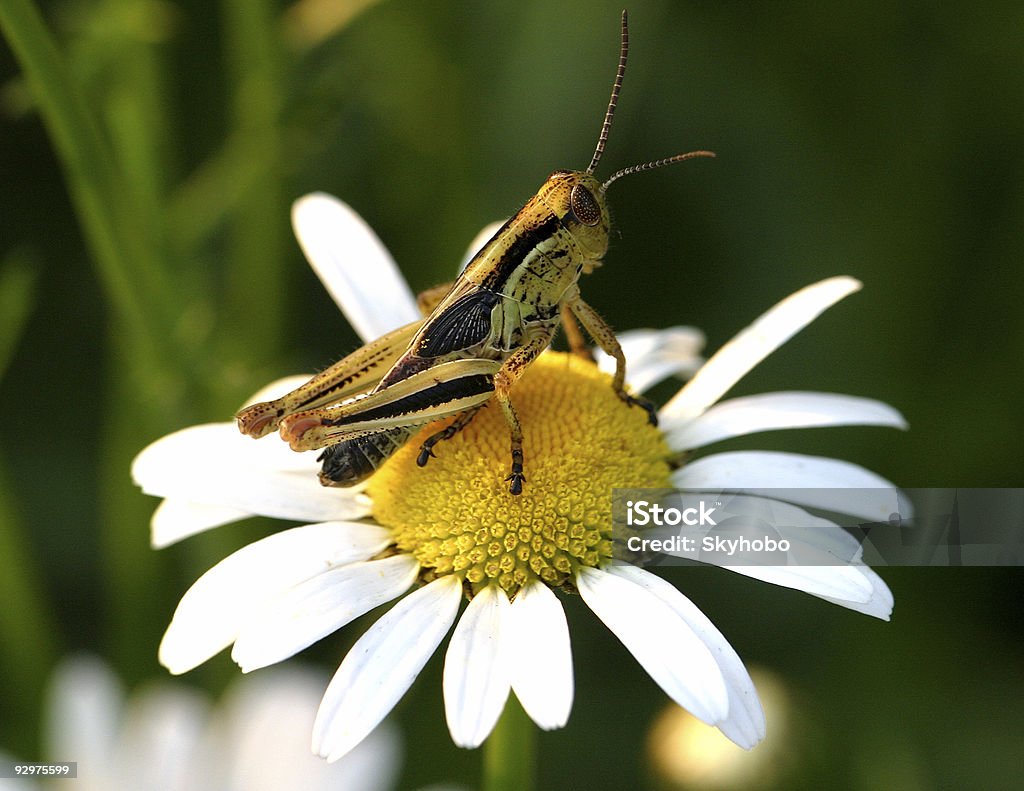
236 10 713 495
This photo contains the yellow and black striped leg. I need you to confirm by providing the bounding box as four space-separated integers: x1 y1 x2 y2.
417 405 484 467
568 296 657 426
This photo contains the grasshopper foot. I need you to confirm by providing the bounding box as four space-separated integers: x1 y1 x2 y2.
619 391 659 427
505 471 526 496
416 408 484 468
505 447 525 495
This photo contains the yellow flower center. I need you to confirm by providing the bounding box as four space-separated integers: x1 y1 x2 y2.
367 352 672 597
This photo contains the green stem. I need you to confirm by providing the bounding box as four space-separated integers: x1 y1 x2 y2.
483 697 536 791
0 454 59 754
0 250 38 378
0 0 186 404
220 0 287 369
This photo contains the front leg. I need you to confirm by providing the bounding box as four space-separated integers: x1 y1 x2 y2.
567 296 658 426
494 330 553 495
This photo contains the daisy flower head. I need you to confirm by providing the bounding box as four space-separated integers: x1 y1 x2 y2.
133 193 907 763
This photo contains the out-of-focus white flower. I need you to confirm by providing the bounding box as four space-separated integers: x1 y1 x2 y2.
19 657 400 791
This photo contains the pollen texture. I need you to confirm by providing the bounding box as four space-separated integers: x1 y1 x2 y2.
367 352 672 597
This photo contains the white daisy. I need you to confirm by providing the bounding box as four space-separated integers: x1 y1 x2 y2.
132 193 906 762
5 656 399 791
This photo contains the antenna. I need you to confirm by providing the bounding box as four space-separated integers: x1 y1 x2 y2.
586 12 716 188
586 10 629 174
601 150 716 192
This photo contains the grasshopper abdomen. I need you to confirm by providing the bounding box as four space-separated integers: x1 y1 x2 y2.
318 427 413 487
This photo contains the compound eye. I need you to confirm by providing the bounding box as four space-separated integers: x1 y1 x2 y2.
570 183 602 226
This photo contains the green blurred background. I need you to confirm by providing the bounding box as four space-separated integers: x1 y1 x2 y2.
1 0 1022 788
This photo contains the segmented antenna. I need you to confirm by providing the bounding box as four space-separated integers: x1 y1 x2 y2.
601 150 716 192
586 9 629 174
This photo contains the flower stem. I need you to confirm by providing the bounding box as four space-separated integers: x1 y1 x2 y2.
0 0 185 402
219 0 287 366
483 697 535 791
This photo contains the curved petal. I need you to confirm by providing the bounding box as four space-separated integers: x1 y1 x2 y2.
816 565 894 620
648 492 867 567
576 566 728 725
662 391 908 451
232 555 420 672
719 562 874 602
444 586 512 748
292 193 419 341
151 499 250 548
133 424 371 526
609 566 765 749
159 523 391 674
506 580 573 730
646 494 892 618
597 327 706 393
671 450 902 523
313 576 463 762
661 277 862 421
713 562 892 620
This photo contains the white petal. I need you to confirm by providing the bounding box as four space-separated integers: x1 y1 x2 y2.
292 193 420 341
444 586 512 748
714 564 892 619
133 423 370 526
662 391 908 451
662 277 862 421
609 566 765 749
506 581 573 730
672 450 903 523
159 523 391 674
576 566 728 725
151 499 250 548
313 576 462 762
722 562 874 601
816 565 894 620
647 494 891 618
459 221 506 273
649 492 866 567
597 327 706 393
232 555 420 672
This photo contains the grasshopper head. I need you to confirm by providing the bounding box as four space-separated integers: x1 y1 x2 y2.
554 8 714 272
541 170 612 262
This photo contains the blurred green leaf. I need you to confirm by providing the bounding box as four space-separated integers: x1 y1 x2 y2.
0 249 39 383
